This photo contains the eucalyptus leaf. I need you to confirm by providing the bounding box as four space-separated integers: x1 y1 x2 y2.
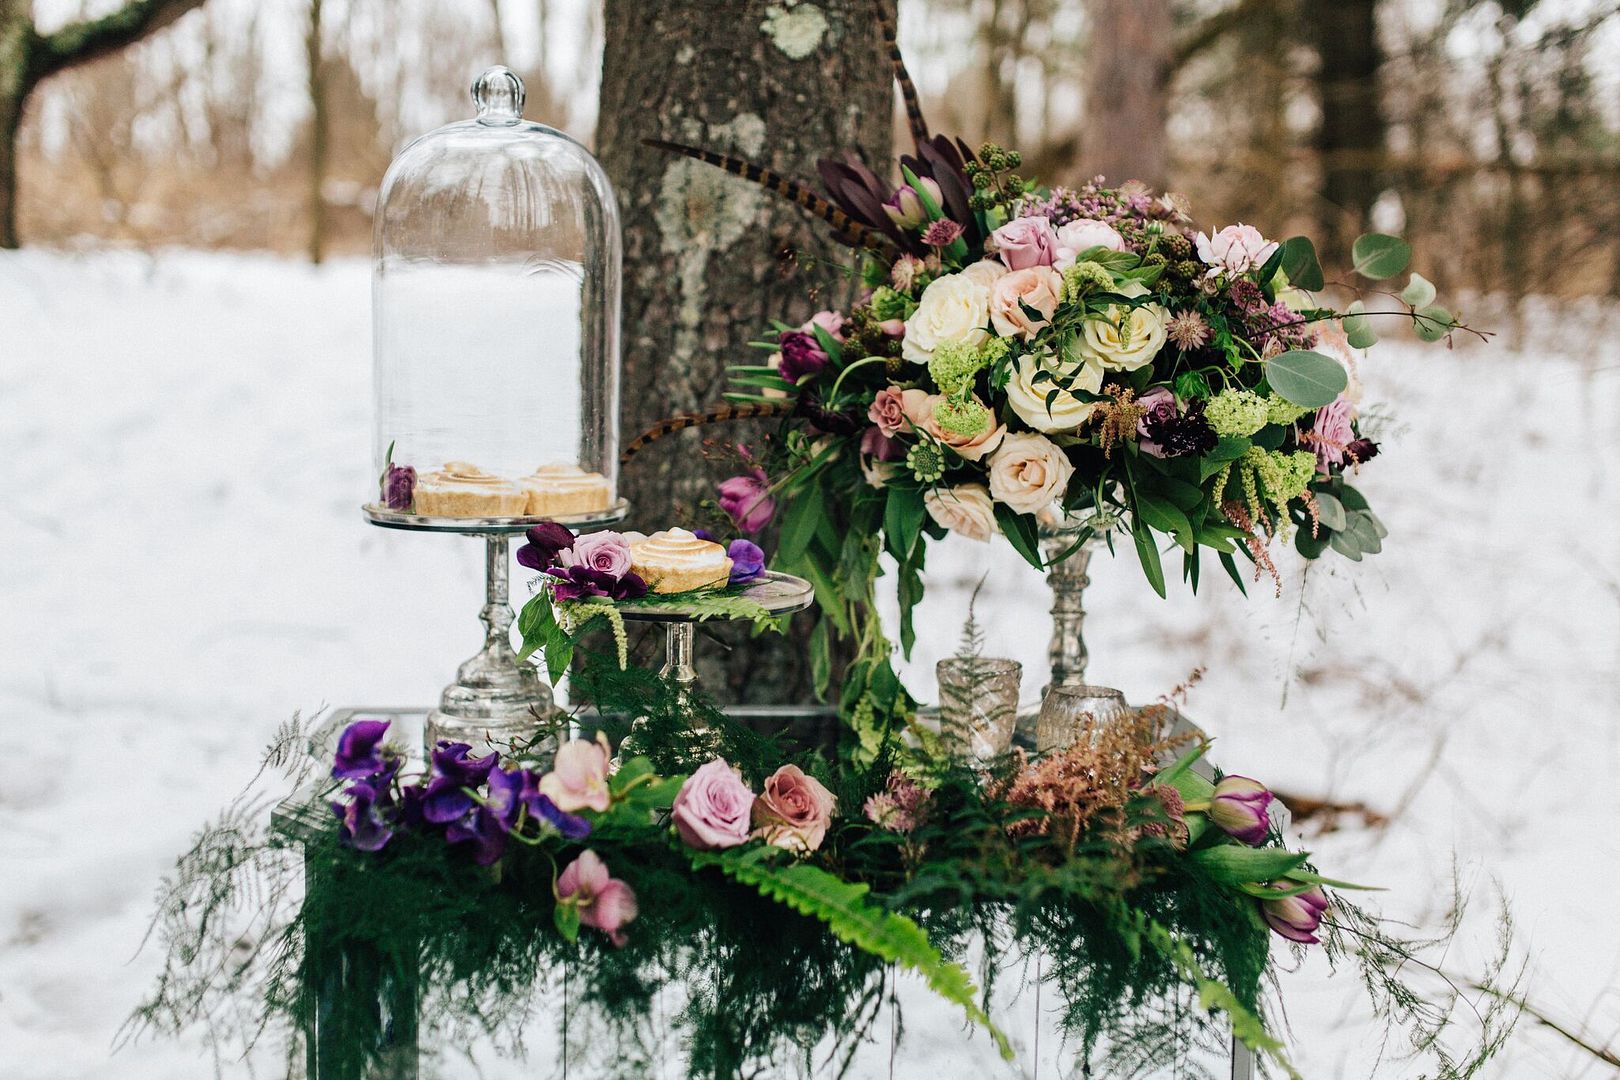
1313 491 1348 532
1329 530 1364 562
1413 304 1454 343
1343 300 1379 349
1264 350 1348 408
1351 233 1412 280
1278 236 1325 291
1398 272 1436 309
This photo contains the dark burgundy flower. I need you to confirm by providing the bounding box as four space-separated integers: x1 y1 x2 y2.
517 521 576 571
547 564 616 602
1345 437 1380 464
421 741 498 824
332 779 394 852
332 718 392 780
611 572 648 601
1143 399 1219 459
446 808 508 865
777 330 829 383
727 540 765 585
382 465 416 511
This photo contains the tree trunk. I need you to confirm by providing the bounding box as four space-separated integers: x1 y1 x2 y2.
306 0 327 265
596 0 892 704
0 0 207 249
1308 0 1383 262
1081 0 1171 189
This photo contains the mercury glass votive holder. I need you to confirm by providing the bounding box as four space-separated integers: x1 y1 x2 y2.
1035 684 1133 754
936 657 1022 762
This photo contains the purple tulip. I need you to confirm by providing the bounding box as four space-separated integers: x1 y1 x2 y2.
332 779 394 852
332 718 392 780
1208 775 1274 846
1260 882 1329 945
517 521 576 571
882 178 941 229
727 539 765 585
777 330 830 384
717 469 775 534
383 464 416 511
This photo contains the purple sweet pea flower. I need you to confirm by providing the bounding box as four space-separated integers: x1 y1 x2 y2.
1208 775 1274 846
1260 882 1329 945
383 464 416 511
445 808 509 865
517 521 577 571
525 789 592 840
421 741 498 825
332 719 392 780
727 539 765 585
717 469 776 534
777 330 829 384
332 779 394 852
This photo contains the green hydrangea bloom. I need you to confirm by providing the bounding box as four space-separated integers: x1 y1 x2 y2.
933 397 991 439
1061 261 1115 302
906 441 946 484
1205 389 1271 437
869 286 915 322
1246 446 1316 509
1264 396 1310 426
927 340 987 398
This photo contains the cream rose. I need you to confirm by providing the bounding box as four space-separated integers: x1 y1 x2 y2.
923 484 997 542
1071 281 1168 372
901 272 990 364
959 258 1009 289
1005 350 1103 433
989 266 1063 339
987 433 1075 516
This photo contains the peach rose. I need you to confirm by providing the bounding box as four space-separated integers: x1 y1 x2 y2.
923 484 997 542
868 385 909 437
901 389 1005 462
751 764 837 852
987 432 1075 516
989 266 1064 339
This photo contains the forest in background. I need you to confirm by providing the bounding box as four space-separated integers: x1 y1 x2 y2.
4 0 1619 301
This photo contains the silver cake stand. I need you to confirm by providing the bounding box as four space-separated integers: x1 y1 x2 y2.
362 500 629 756
614 570 814 756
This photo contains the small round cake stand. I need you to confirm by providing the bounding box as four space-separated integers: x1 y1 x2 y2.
614 571 814 757
362 500 628 757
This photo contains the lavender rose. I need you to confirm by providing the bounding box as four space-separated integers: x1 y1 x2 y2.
557 531 632 579
751 764 838 852
989 214 1058 270
1136 387 1178 458
672 758 756 850
868 385 910 437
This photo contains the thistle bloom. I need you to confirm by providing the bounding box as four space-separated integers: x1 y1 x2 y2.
539 732 613 813
717 468 776 534
1208 775 1274 845
921 218 964 248
332 718 392 779
558 850 639 947
1260 882 1329 945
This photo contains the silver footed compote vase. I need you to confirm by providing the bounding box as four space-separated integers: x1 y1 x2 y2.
1016 511 1119 744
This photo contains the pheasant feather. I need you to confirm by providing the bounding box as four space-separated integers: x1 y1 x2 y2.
620 401 793 465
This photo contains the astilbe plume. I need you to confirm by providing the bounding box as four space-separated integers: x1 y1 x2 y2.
1095 385 1148 459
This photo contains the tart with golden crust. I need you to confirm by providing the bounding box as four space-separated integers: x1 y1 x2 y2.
521 464 613 517
629 528 733 593
412 462 527 517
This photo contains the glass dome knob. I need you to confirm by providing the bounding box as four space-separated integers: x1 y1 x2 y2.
473 65 525 124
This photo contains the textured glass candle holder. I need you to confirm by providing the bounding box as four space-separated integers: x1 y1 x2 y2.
937 657 1022 762
1035 684 1134 754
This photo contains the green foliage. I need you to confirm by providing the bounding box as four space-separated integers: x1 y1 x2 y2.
1352 233 1413 280
1278 236 1325 291
1264 349 1349 408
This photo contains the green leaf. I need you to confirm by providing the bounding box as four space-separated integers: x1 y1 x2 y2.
883 484 926 562
1347 511 1383 554
1218 550 1249 594
1131 517 1167 598
993 503 1044 570
1256 243 1285 296
1351 233 1411 280
808 618 831 698
1190 845 1309 885
553 900 580 943
1313 491 1347 532
1294 527 1330 559
809 322 844 365
515 593 554 662
1398 272 1436 308
1278 236 1324 291
1174 370 1212 400
1199 436 1251 481
1283 868 1384 891
1136 493 1195 553
775 483 824 566
1335 482 1370 511
1413 304 1454 343
1342 300 1379 349
1329 529 1364 561
1264 350 1348 408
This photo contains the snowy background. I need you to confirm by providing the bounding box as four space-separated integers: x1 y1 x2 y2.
2 249 1618 1077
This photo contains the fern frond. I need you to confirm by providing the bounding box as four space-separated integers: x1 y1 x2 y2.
694 853 1014 1060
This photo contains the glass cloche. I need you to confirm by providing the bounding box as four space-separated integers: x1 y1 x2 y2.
370 66 623 528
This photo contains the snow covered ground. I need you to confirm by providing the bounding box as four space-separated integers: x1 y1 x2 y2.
2 249 1617 1078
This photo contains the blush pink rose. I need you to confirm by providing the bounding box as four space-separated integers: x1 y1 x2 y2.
868 385 910 437
556 531 632 578
558 849 638 947
539 732 613 813
751 764 837 852
989 266 1064 339
989 215 1058 270
672 758 756 850
1054 219 1126 269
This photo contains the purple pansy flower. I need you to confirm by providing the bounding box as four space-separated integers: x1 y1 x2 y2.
727 539 765 585
332 718 392 780
525 789 592 840
383 464 416 511
517 521 576 571
332 779 394 852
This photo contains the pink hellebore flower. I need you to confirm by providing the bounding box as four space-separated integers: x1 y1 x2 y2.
1194 223 1279 277
1260 882 1329 945
558 849 639 947
539 732 613 813
1208 775 1274 846
717 468 776 534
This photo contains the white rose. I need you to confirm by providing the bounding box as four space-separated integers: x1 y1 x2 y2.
1053 219 1126 269
1072 280 1168 372
902 273 991 364
923 484 997 543
959 258 1009 289
987 433 1075 517
1005 350 1103 433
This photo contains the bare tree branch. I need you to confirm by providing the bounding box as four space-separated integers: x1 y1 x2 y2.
37 0 207 82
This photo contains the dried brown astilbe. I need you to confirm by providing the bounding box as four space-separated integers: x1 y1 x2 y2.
992 702 1186 858
1222 499 1283 597
1095 384 1147 459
